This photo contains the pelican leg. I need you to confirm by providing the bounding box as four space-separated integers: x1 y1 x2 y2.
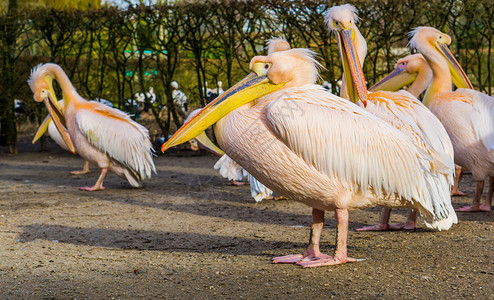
355 207 392 231
455 180 487 212
388 210 417 230
272 208 329 264
479 176 493 211
79 168 107 191
70 160 91 175
298 208 357 268
451 167 467 196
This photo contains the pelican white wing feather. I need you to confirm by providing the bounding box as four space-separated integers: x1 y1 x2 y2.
458 88 494 151
214 154 274 202
248 173 274 202
264 85 455 227
367 90 455 176
214 154 244 181
75 102 156 180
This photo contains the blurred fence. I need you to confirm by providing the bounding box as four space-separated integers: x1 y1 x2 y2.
1 0 493 150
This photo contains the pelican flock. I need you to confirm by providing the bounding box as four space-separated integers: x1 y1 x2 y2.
370 53 467 197
26 2 493 269
409 27 494 212
326 4 456 231
163 44 457 267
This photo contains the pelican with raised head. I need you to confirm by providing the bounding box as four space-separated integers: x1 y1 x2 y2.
28 63 156 191
162 46 457 267
326 4 456 231
370 53 432 98
409 26 494 212
370 53 467 197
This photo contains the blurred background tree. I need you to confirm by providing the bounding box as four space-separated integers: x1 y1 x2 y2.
0 0 101 11
1 0 493 153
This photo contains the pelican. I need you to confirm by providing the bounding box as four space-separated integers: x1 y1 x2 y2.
28 63 156 191
370 53 467 197
409 26 494 212
326 5 456 231
162 46 457 267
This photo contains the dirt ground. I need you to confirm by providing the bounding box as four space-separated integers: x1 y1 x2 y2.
0 134 493 299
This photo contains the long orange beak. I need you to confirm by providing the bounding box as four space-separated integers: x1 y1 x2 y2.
335 28 367 105
162 64 285 152
369 62 417 92
42 93 75 154
438 43 473 89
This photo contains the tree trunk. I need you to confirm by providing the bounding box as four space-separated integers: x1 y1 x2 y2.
0 0 19 153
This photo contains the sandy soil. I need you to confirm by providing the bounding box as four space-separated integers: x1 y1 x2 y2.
0 136 493 299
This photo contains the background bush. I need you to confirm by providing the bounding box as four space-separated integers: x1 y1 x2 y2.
1 0 493 152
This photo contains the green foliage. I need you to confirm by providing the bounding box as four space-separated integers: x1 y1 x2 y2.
0 0 101 12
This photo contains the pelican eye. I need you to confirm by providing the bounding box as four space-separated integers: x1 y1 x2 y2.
264 64 269 70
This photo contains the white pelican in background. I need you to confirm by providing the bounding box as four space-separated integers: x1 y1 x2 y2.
369 54 432 98
213 37 290 202
182 108 275 202
162 47 456 267
213 155 273 202
28 63 156 191
326 4 456 231
410 27 494 212
370 53 467 197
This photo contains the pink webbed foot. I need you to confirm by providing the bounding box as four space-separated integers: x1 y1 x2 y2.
272 249 330 264
263 195 288 201
70 169 91 175
356 221 416 231
70 161 91 175
388 221 416 231
78 185 106 191
480 205 492 212
450 189 467 196
231 180 248 186
297 255 357 268
272 254 304 264
455 205 491 212
355 224 391 231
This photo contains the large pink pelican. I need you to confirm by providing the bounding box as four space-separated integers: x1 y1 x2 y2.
370 53 467 197
409 27 494 212
326 5 456 231
162 47 457 267
28 63 156 191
